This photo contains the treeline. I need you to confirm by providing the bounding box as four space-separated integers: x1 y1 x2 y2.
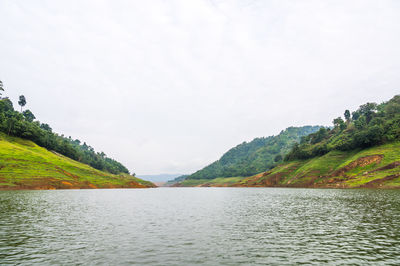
188 126 321 180
0 81 129 175
285 95 400 161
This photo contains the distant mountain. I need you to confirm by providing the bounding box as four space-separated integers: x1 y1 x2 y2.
137 173 185 183
165 175 189 186
186 126 322 180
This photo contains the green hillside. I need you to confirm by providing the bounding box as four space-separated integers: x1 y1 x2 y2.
1 84 131 176
0 80 156 189
0 133 155 189
186 126 321 180
175 95 400 188
234 141 400 188
175 141 400 188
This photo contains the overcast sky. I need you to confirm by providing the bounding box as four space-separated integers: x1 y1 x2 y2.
1 0 399 175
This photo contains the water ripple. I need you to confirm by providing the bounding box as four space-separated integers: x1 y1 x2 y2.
1 188 400 265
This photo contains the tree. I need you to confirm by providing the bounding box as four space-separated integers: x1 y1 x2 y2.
384 95 400 118
0 98 13 113
352 111 361 121
40 123 52 132
358 102 377 124
344 110 351 122
354 116 367 130
6 116 16 135
310 127 328 144
22 110 36 122
18 95 26 112
333 117 346 130
274 154 283 162
0 80 4 97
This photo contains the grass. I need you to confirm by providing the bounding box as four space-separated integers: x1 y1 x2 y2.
0 133 155 189
342 142 400 187
243 141 400 188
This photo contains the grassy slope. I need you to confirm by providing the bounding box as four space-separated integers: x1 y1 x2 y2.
0 133 155 189
176 142 400 188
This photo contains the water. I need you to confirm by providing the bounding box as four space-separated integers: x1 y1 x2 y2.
1 188 400 265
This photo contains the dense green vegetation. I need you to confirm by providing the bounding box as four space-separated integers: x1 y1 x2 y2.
0 80 130 175
285 95 400 161
187 126 321 180
0 132 154 189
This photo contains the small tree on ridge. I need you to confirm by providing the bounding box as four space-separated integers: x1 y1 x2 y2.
344 110 351 122
18 95 26 112
0 80 4 98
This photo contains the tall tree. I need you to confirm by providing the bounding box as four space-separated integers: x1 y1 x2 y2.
0 80 4 97
344 110 351 122
18 95 26 112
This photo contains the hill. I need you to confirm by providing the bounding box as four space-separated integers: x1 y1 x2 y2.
175 141 400 188
284 95 400 161
0 80 154 189
0 133 155 189
234 141 400 188
185 126 321 181
175 95 400 188
1 83 131 176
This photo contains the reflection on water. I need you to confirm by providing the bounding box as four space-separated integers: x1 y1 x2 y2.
1 188 400 265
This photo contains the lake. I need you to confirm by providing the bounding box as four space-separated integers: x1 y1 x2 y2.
1 188 400 265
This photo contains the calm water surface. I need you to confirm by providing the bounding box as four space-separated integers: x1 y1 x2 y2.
1 188 400 265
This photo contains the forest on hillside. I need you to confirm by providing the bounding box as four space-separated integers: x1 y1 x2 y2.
285 95 400 161
0 80 130 175
188 126 321 180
